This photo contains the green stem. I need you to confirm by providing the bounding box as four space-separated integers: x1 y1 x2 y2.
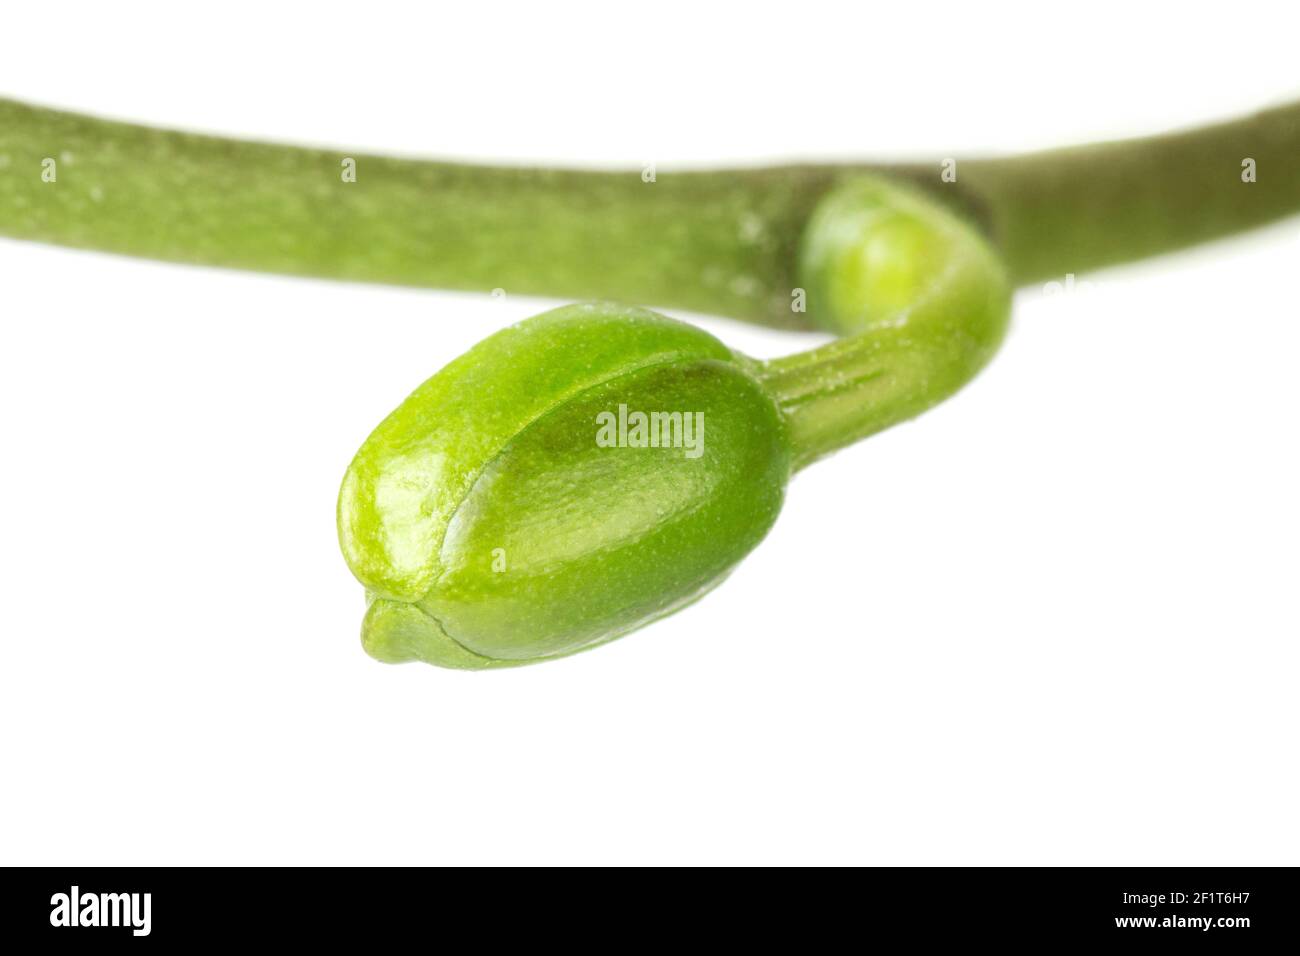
0 98 830 329
4 98 1299 321
948 100 1300 283
756 177 1012 467
753 100 1300 465
4 99 1298 468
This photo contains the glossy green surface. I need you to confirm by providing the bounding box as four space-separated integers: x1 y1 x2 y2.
5 97 1298 668
340 304 791 667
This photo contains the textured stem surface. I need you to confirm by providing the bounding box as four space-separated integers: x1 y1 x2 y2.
757 178 1011 467
4 98 1299 324
0 99 831 329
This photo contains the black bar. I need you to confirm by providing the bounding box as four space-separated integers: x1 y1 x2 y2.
2 866 1296 944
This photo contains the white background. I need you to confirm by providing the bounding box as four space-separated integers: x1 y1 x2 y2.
2 2 1297 865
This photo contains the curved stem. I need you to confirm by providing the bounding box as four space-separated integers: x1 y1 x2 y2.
755 178 1011 468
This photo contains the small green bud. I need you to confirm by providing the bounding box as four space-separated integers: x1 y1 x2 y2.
338 303 792 668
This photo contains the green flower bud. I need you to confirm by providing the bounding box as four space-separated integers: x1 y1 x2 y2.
338 303 792 669
339 179 1011 670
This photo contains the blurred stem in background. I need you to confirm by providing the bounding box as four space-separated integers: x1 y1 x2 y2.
2 98 1298 331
